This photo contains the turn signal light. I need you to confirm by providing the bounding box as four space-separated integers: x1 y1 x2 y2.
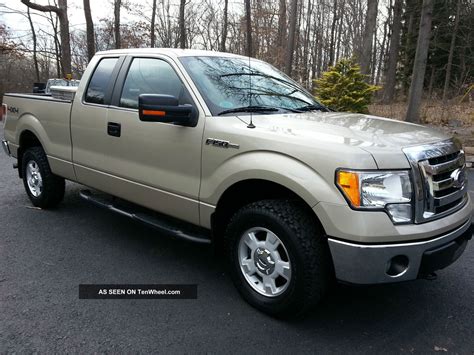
336 170 361 207
142 109 166 117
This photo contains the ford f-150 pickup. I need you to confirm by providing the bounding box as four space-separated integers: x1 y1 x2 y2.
1 49 472 317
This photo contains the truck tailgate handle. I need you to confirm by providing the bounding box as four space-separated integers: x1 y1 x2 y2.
107 122 121 137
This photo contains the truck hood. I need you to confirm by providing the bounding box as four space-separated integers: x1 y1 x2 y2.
246 111 450 169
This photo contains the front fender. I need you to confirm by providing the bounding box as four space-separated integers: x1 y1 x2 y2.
200 150 346 208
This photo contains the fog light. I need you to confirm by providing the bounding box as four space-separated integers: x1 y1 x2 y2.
386 255 409 277
386 203 412 223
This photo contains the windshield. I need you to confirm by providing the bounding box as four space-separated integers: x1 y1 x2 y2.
180 56 325 116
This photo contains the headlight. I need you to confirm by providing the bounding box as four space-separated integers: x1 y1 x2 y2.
336 170 413 224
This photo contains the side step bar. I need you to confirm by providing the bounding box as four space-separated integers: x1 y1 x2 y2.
79 190 211 245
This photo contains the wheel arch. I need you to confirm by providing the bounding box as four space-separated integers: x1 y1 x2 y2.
17 129 44 178
210 178 327 248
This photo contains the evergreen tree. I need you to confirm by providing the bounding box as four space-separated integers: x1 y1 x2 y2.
314 59 379 113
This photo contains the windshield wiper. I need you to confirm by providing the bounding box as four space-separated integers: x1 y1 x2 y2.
220 73 305 93
295 104 328 112
217 105 279 116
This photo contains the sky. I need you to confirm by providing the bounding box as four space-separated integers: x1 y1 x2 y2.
0 0 142 35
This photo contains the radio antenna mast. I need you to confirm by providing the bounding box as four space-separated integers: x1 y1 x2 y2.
247 54 255 129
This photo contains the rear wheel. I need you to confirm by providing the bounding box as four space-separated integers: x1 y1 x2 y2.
225 199 331 318
22 147 65 208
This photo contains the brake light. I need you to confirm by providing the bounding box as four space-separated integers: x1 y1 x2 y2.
1 104 6 123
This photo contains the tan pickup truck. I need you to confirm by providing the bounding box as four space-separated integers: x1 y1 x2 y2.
2 49 472 317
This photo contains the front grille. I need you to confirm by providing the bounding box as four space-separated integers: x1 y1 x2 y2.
403 139 468 223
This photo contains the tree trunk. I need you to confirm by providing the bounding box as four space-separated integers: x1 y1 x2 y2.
360 0 378 76
276 0 287 68
335 0 345 64
150 0 157 47
83 0 95 61
302 0 313 87
57 0 72 75
285 0 298 75
179 0 186 49
375 11 389 87
26 7 40 82
220 0 228 52
328 0 338 67
406 0 433 124
244 0 252 57
442 0 461 103
21 0 72 76
49 12 61 78
114 0 121 49
382 0 403 103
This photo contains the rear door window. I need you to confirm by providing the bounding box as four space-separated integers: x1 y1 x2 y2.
85 57 118 104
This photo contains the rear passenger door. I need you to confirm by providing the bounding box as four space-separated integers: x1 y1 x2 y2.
71 55 124 180
80 55 205 225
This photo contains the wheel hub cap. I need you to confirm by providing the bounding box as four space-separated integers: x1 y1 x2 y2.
238 227 292 297
26 160 43 197
254 248 275 275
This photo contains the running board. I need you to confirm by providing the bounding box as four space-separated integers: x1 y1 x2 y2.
79 190 211 244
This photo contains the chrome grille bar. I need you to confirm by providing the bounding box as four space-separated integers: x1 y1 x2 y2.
422 152 465 175
403 139 468 223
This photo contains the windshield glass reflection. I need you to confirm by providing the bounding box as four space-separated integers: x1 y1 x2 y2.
180 56 325 116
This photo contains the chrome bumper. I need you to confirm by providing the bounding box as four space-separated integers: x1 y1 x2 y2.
2 140 11 156
328 216 472 284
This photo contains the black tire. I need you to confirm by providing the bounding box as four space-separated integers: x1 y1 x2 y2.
22 146 65 208
225 199 331 318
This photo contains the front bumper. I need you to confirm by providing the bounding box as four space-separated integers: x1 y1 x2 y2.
2 140 11 157
328 216 472 284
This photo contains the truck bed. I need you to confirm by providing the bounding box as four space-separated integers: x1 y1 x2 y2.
3 93 74 169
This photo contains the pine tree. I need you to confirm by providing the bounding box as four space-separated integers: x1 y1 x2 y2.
314 59 379 113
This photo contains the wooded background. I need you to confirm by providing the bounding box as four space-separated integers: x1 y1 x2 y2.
0 0 473 128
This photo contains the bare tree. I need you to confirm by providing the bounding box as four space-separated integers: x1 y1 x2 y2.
83 0 95 60
360 0 378 76
276 0 287 67
150 0 157 48
383 0 403 103
220 0 228 52
21 0 72 76
244 0 252 57
285 0 298 75
328 0 338 67
179 0 186 49
26 7 40 81
114 0 122 49
442 0 461 102
406 0 434 123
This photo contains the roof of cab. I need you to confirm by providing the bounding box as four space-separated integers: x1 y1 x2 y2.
95 48 248 59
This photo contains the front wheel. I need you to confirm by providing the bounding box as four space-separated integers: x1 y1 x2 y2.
22 146 65 208
225 199 332 318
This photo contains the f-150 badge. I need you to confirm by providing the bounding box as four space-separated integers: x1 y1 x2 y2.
205 138 240 149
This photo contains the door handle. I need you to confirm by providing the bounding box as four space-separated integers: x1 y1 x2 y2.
107 122 121 137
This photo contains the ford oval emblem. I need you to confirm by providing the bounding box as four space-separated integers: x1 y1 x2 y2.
451 169 466 189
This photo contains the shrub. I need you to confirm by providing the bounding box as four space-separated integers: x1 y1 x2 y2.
314 58 379 113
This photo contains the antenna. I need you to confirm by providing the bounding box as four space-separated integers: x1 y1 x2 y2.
247 54 255 129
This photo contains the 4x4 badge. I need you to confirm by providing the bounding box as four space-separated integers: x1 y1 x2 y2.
205 138 239 149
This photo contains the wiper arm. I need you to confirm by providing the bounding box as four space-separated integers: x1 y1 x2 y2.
295 104 328 112
217 105 279 116
220 73 302 92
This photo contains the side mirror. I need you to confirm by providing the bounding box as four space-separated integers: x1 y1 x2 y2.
138 94 197 126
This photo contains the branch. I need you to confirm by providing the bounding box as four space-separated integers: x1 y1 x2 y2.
20 0 60 14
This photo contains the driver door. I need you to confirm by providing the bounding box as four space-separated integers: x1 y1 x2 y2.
78 56 205 225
